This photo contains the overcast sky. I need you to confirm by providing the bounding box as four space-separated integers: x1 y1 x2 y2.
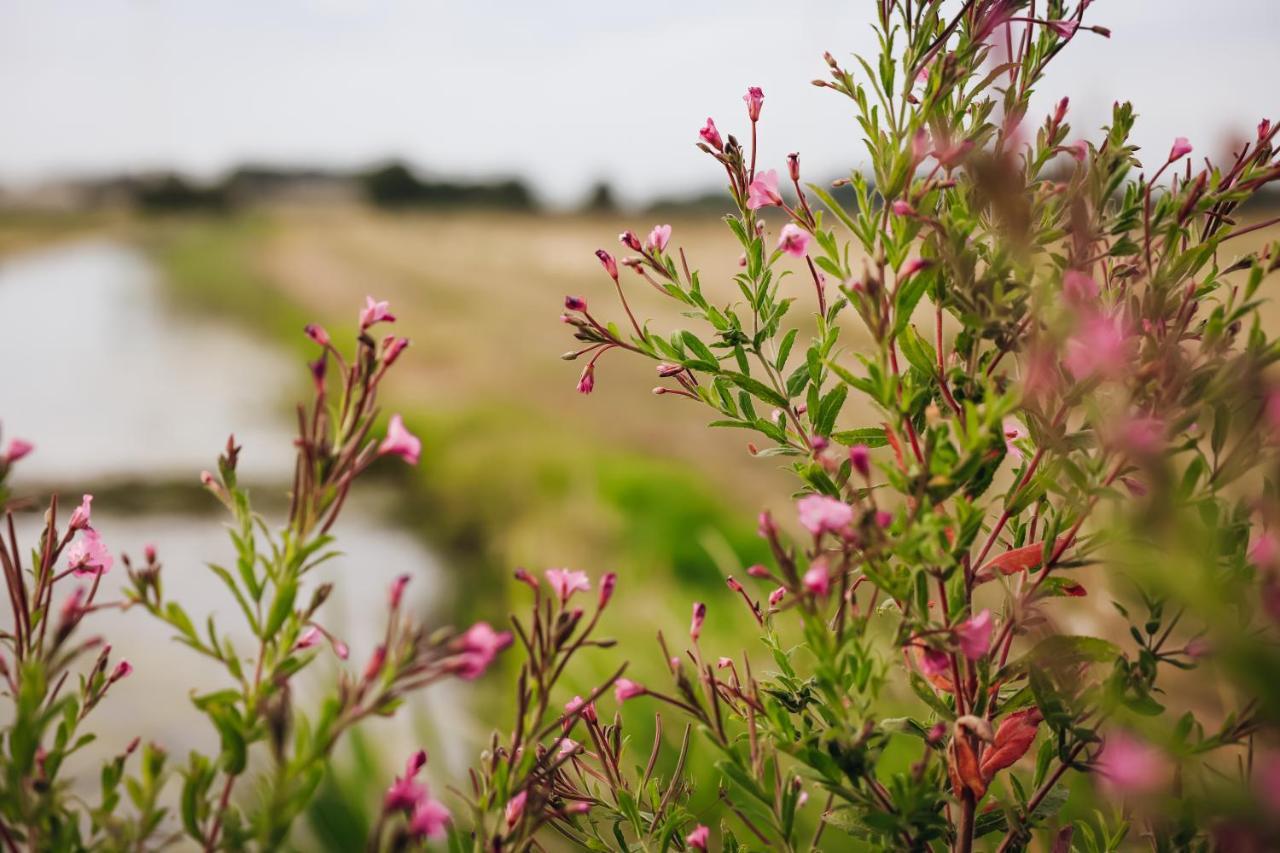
1 1 1276 207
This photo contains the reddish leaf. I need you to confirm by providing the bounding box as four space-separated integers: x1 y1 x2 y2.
979 708 1043 780
948 727 988 799
976 538 1070 583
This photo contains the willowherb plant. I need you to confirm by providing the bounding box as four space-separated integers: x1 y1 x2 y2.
559 1 1280 849
0 299 513 850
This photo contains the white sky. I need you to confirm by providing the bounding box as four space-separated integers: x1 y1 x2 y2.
1 1 1276 207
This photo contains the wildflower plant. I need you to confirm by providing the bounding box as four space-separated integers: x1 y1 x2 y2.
561 1 1280 849
0 301 511 850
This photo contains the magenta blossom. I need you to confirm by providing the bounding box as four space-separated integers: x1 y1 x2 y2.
1095 732 1169 796
452 622 513 680
577 363 595 395
68 494 94 531
110 660 133 683
385 750 429 812
296 626 322 651
849 444 871 478
409 797 451 840
746 169 783 210
920 646 951 678
796 494 854 537
1047 19 1078 39
646 224 672 252
803 562 831 596
768 586 786 607
545 568 590 603
66 529 113 577
699 117 723 151
1064 313 1130 380
378 414 421 465
1167 136 1193 162
687 824 710 850
956 609 993 660
359 296 395 330
778 223 811 258
614 678 645 702
3 438 34 464
564 695 597 725
743 86 764 121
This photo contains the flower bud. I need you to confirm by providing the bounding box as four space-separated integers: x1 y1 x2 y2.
598 572 617 609
619 230 642 252
564 295 587 312
699 118 723 151
690 601 707 641
595 249 618 280
304 323 330 347
849 444 871 478
743 86 764 121
786 152 800 182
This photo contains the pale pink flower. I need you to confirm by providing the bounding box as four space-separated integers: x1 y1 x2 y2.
3 438 34 464
359 296 395 330
559 738 580 755
545 569 591 604
743 86 764 121
803 563 831 596
68 494 94 531
1047 19 1078 39
717 656 734 669
505 790 527 829
956 609 993 660
687 824 710 850
1063 269 1099 303
891 200 915 216
920 647 951 678
699 117 724 150
796 494 854 537
646 224 672 252
1249 531 1280 568
409 797 451 839
296 626 322 651
1003 417 1026 463
304 323 330 346
1095 732 1169 796
690 601 707 640
933 137 974 169
778 223 811 258
1065 140 1089 163
746 170 783 210
378 414 421 465
1064 314 1130 379
614 678 645 702
66 529 113 577
1167 137 1193 162
564 695 597 725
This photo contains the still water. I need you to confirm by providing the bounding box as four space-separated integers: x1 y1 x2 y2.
0 240 470 786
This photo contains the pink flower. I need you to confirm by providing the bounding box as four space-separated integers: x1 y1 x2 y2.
875 510 892 528
304 323 330 346
359 296 395 330
564 695 597 725
598 572 617 609
1167 137 1193 162
849 444 871 478
614 678 645 702
777 223 811 258
409 797 451 840
452 622 513 680
956 609 993 660
717 656 733 669
768 586 786 606
1064 314 1130 379
1063 269 1099 303
796 494 854 537
389 574 411 609
1249 531 1280 568
545 568 591 603
595 249 618 280
891 200 915 217
899 257 931 278
743 86 764 121
803 562 831 596
646 224 672 252
3 438 34 464
687 824 710 850
746 169 783 210
66 529 113 577
690 601 707 640
1095 732 1169 796
363 645 387 681
1046 19 1078 39
699 117 723 151
382 336 410 367
577 363 595 395
619 230 642 251
1065 140 1089 163
920 647 951 677
378 414 421 465
385 750 429 812
504 790 527 829
1003 417 1026 463
68 494 94 531
564 295 587 312
110 660 133 683
296 626 322 651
